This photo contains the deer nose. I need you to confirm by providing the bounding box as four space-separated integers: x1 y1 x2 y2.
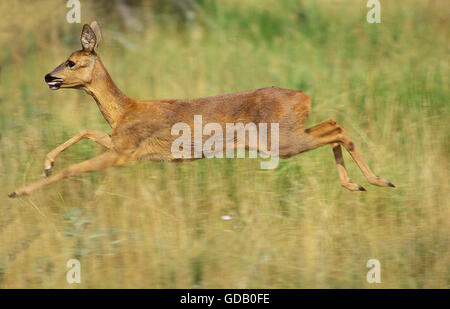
45 73 56 82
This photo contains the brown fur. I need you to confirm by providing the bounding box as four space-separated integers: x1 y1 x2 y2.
8 22 394 197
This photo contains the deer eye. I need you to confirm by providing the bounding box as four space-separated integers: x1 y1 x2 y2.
67 61 76 68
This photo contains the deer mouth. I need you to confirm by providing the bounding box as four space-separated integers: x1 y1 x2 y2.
45 74 64 90
47 79 64 90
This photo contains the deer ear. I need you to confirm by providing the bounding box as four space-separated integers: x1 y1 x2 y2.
90 21 102 50
80 24 97 52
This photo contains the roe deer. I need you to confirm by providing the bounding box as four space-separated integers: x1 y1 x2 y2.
8 21 395 197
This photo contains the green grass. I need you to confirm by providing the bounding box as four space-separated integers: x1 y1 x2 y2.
0 0 448 288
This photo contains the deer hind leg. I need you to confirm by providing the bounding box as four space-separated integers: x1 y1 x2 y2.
44 129 112 177
331 142 366 191
304 119 395 190
9 150 127 198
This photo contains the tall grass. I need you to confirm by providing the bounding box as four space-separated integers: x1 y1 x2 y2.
0 0 448 288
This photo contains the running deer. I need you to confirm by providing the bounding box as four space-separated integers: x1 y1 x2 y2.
8 21 395 197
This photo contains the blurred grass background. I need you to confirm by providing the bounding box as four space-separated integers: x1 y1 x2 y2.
0 0 448 288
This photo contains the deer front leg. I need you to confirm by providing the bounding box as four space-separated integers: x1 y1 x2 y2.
44 129 112 177
9 151 127 198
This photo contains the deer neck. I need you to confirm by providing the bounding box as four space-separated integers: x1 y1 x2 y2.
84 56 131 128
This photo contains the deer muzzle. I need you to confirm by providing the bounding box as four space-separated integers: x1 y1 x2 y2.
45 74 64 90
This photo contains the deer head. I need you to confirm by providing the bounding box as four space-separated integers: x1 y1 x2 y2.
44 21 103 90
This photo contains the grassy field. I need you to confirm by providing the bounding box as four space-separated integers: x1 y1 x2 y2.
0 0 448 288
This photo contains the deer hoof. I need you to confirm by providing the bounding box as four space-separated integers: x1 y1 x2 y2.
44 161 54 177
369 176 396 188
342 181 366 192
45 168 52 177
8 192 18 198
